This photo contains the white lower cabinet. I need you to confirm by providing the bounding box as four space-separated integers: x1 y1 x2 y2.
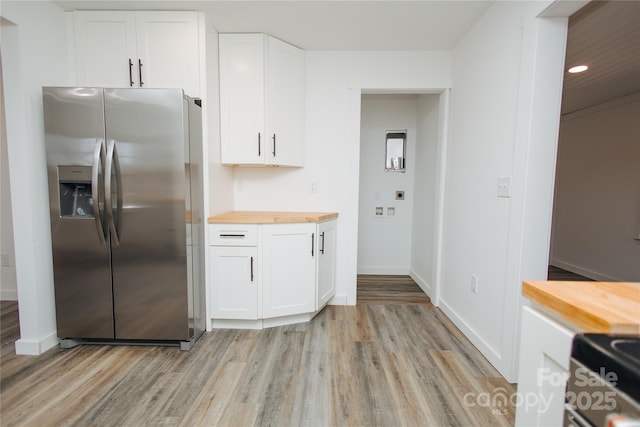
515 305 577 427
261 223 316 318
316 220 336 310
208 219 336 329
210 246 258 320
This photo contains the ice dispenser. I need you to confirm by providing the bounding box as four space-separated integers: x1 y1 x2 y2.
58 166 95 217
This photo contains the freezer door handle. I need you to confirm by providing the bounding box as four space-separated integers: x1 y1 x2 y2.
105 139 123 247
92 138 107 244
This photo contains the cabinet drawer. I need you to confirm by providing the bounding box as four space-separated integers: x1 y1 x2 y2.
209 224 258 246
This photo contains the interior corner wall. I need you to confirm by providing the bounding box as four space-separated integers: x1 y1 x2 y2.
409 94 440 295
1 0 69 354
551 95 640 281
358 94 418 275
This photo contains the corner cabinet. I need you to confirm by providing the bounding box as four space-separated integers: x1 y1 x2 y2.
219 34 305 167
208 213 336 329
70 11 201 97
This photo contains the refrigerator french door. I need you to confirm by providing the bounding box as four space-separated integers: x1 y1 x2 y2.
43 87 205 350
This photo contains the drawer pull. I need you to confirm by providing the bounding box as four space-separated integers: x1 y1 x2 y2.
219 233 246 238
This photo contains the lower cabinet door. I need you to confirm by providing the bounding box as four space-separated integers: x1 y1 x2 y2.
316 220 336 310
261 223 315 318
210 246 258 319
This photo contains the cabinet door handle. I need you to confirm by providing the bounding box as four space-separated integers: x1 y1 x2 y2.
128 59 134 87
320 232 325 254
272 134 276 157
258 133 261 156
311 233 315 257
138 59 144 87
250 256 254 282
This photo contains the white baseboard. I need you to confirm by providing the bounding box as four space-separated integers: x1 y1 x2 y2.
438 299 511 380
14 332 59 355
408 269 432 299
550 259 621 282
328 294 348 305
357 267 410 275
0 289 18 301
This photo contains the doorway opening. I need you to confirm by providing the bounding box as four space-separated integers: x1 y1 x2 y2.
356 92 446 305
549 0 640 283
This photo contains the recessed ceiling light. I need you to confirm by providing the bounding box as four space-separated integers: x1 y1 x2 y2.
568 65 589 73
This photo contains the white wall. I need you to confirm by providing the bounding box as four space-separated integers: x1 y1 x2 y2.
358 94 418 275
204 20 234 217
1 0 70 354
440 1 568 382
551 95 640 281
0 53 18 300
410 94 440 296
232 51 451 304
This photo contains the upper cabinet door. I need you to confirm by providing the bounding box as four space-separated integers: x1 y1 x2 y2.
71 11 200 96
219 33 304 167
265 36 305 167
73 11 138 88
219 34 265 165
135 12 200 96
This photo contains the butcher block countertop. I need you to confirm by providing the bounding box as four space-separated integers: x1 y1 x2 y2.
208 211 338 224
523 281 640 334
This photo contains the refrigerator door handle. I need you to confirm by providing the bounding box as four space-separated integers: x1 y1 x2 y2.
105 139 123 247
92 138 107 244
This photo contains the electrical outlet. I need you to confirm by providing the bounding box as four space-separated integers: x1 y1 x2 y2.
309 181 318 193
1 254 10 267
470 275 479 294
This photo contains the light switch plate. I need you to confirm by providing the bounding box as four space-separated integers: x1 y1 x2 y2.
497 176 512 198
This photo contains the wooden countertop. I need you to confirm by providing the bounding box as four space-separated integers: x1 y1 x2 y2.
522 281 640 334
208 211 338 224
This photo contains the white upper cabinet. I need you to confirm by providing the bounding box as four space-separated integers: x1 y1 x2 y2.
71 11 200 97
219 34 305 167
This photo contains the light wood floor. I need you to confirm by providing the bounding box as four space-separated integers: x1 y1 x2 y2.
1 276 515 426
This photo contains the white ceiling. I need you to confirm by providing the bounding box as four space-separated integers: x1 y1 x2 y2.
53 0 494 51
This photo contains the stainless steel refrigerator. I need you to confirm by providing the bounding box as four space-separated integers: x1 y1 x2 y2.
43 87 205 350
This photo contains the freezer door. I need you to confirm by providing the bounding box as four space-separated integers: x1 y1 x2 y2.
104 88 190 341
43 87 114 339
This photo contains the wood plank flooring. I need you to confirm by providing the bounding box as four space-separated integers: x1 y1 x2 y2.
547 265 594 281
1 276 516 426
357 275 431 305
